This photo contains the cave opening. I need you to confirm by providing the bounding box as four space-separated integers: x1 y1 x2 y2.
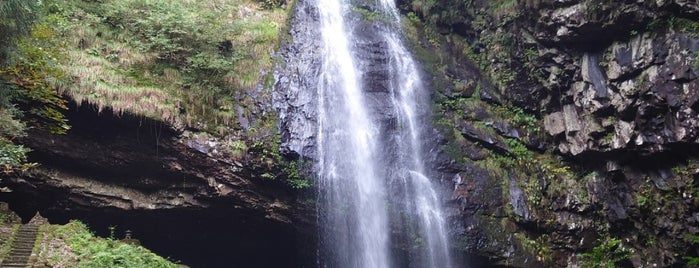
2 197 311 268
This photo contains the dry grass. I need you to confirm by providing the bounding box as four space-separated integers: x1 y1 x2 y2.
55 0 290 129
490 0 519 19
62 49 180 124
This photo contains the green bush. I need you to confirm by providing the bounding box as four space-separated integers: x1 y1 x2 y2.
1 16 69 135
0 138 30 172
581 238 632 268
54 221 178 268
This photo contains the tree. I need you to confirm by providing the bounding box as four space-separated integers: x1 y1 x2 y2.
0 0 38 61
0 0 68 172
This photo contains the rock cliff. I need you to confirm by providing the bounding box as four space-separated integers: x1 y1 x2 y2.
399 0 699 266
0 102 315 267
2 0 698 267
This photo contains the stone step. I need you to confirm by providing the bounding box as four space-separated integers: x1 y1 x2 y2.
2 261 28 265
6 256 31 260
12 244 34 248
12 235 36 239
2 261 27 265
9 245 34 250
14 232 37 236
10 243 36 247
9 244 33 248
0 225 40 268
10 246 34 250
3 257 28 262
7 250 32 254
7 251 32 255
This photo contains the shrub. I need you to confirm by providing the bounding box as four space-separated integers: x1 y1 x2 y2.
54 221 178 268
580 238 632 268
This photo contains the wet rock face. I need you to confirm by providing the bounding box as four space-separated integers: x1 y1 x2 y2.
400 0 699 267
274 0 411 160
533 1 699 46
0 103 316 267
516 1 699 156
544 31 699 156
274 0 323 160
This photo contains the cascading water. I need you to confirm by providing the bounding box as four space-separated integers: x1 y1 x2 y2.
315 0 390 266
275 0 453 267
378 3 452 267
314 0 452 267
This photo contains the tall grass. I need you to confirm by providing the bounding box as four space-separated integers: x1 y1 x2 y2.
48 0 290 131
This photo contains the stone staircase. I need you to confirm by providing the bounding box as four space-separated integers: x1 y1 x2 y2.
1 224 39 268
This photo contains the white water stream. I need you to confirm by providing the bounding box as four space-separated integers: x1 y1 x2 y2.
314 0 452 267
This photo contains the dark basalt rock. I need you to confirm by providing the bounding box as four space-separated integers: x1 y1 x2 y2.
274 0 323 160
399 0 699 267
0 102 316 268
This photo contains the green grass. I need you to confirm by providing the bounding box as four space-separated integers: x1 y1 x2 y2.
39 221 178 268
489 0 518 19
41 0 290 131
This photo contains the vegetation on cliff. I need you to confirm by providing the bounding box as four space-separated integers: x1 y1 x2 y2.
0 205 177 267
35 221 178 267
0 0 67 172
0 0 293 171
401 0 699 266
0 0 303 265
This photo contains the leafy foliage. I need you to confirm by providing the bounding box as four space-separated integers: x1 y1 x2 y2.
0 138 30 173
284 161 310 189
669 16 699 37
52 221 178 268
0 0 68 173
1 19 69 134
250 137 311 189
685 234 699 265
0 0 38 53
581 238 632 268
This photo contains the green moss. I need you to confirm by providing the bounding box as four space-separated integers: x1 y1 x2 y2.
669 16 699 37
351 5 385 22
635 178 655 209
601 131 614 145
580 238 633 268
515 232 552 263
505 138 532 160
685 234 699 265
488 0 518 19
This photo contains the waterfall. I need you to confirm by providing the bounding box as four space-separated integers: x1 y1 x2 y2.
276 0 453 267
315 0 391 266
378 5 453 267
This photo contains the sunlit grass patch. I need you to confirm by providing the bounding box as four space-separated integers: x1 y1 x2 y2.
50 0 290 131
